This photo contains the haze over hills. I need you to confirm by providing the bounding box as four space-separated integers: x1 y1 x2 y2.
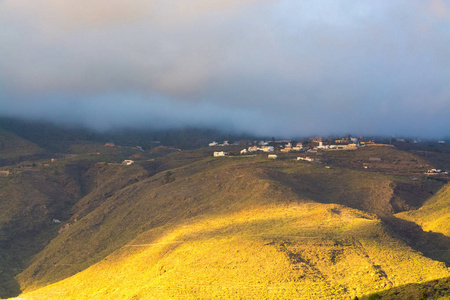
0 119 449 299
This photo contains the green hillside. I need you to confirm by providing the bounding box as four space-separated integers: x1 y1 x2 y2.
0 161 86 296
0 129 44 165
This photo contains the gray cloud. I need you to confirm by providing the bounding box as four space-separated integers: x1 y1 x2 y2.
1 0 449 138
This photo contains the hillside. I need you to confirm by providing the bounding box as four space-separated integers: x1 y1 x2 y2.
361 276 450 299
0 117 252 152
0 125 449 299
396 183 450 237
0 151 445 299
14 203 450 299
0 129 44 165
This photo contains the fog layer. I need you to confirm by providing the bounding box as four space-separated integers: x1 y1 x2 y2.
1 0 449 137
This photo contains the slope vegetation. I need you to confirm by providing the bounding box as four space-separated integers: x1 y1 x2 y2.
0 129 44 166
396 183 450 237
5 154 449 299
17 204 449 299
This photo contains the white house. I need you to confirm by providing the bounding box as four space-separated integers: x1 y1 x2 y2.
122 160 134 165
317 142 328 150
297 157 314 162
209 141 218 147
214 151 226 157
240 149 248 155
268 154 277 159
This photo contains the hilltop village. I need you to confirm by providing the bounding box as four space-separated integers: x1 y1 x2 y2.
209 137 449 176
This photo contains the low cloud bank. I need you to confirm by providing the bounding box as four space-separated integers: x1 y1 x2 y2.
1 0 449 138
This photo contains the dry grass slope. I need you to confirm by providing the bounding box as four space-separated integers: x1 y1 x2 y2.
17 204 449 300
396 184 450 237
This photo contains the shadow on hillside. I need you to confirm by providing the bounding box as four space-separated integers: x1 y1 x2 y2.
360 275 450 299
0 251 22 298
266 167 446 218
0 276 21 299
382 217 450 267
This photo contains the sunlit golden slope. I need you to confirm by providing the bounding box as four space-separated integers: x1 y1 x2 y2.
15 204 449 300
396 183 450 237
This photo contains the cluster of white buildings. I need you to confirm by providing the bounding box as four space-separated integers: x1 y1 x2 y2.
246 145 274 153
210 138 362 158
209 141 227 147
209 141 241 147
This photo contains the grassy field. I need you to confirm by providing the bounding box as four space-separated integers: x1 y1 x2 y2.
14 204 450 299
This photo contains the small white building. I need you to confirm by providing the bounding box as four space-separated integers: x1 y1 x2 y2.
122 160 134 165
214 151 226 157
268 154 277 159
240 149 248 155
438 141 445 144
297 157 314 162
209 141 218 147
317 142 328 150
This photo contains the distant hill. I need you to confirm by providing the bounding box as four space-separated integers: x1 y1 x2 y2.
0 117 254 152
0 128 44 165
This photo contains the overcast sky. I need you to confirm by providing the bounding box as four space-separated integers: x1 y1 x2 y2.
1 0 449 138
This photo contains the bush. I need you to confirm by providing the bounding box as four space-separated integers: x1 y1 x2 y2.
368 293 381 300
